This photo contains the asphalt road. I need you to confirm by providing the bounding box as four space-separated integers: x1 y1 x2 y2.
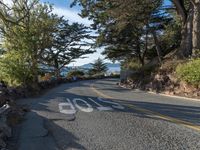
15 78 200 150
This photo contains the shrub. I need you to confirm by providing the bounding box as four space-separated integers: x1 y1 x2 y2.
121 59 142 70
140 65 157 75
0 51 32 86
91 73 105 79
110 73 120 78
67 70 85 78
176 59 200 85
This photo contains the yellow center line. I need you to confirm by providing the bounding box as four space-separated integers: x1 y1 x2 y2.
90 84 200 132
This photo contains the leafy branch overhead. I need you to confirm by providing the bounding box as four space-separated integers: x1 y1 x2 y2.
42 18 95 78
0 0 94 87
72 0 200 63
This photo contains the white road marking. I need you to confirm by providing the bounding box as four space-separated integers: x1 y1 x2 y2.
58 97 124 114
59 98 76 115
88 98 113 111
73 98 93 113
98 97 125 110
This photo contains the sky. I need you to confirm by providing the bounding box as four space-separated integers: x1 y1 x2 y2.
40 0 107 66
39 0 172 66
5 0 172 66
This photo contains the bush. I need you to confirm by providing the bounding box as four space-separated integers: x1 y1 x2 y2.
110 73 120 78
176 59 200 85
91 73 105 79
121 59 142 70
0 51 32 86
67 70 85 78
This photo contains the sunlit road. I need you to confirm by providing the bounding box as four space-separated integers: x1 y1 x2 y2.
15 78 200 150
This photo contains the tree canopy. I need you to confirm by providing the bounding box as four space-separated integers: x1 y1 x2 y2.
72 0 200 65
89 58 108 75
0 0 200 87
0 0 94 87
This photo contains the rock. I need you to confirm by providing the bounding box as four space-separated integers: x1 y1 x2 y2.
169 91 175 95
168 74 178 83
152 80 163 92
164 91 171 95
193 91 200 97
145 83 152 91
174 87 181 94
154 74 161 80
163 75 170 82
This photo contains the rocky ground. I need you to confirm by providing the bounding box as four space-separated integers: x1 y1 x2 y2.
0 103 27 150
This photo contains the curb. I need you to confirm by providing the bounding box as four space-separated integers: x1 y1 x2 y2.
118 84 200 102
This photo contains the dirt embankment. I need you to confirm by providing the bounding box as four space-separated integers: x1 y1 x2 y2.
120 59 200 99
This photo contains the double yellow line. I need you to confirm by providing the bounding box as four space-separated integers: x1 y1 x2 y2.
91 84 200 132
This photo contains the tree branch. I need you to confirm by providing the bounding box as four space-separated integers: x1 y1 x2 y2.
172 0 187 23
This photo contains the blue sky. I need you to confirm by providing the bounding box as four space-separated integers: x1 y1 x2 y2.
40 0 105 66
39 0 172 66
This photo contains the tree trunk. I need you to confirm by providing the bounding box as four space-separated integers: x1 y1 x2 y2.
177 8 193 58
138 54 145 66
55 69 60 79
136 39 145 66
173 1 193 58
31 57 39 91
192 1 200 56
54 59 60 79
152 31 162 64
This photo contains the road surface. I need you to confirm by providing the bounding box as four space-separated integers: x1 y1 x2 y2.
14 78 200 150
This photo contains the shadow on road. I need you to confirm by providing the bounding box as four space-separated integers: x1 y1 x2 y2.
44 115 87 150
116 100 200 125
15 79 200 149
28 84 200 126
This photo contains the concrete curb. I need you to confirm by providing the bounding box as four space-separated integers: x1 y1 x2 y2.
118 84 200 102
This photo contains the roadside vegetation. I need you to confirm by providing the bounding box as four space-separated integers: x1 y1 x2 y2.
0 0 94 89
67 58 115 80
0 0 200 98
1 0 199 148
88 58 108 76
67 70 85 79
72 0 200 98
176 59 200 85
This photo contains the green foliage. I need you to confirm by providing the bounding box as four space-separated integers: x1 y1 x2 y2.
89 58 108 75
176 59 200 85
0 0 94 88
91 73 105 79
110 73 120 78
0 0 59 88
0 51 32 86
67 70 85 78
72 0 164 65
42 19 94 76
121 59 142 70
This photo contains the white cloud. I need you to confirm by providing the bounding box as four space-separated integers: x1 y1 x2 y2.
53 7 92 26
2 0 13 6
52 7 105 66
